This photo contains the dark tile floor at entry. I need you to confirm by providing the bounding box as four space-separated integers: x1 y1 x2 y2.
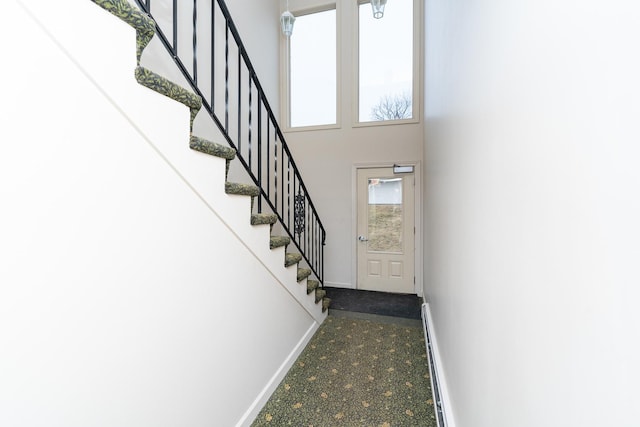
324 287 422 319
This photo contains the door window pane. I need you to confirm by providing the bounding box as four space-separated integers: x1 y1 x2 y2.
359 1 413 122
368 177 403 252
290 9 336 127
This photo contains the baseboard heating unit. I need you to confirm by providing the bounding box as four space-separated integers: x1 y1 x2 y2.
421 302 451 427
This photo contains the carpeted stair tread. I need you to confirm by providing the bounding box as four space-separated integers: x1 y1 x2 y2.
134 67 201 110
91 0 155 63
285 253 302 267
134 66 202 126
189 136 236 160
322 298 331 312
251 213 278 226
315 289 326 303
270 236 290 249
225 182 260 197
306 279 319 294
297 268 312 282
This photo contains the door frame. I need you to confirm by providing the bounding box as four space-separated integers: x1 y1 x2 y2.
351 161 423 296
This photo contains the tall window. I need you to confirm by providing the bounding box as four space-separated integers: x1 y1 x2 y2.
359 0 414 122
289 9 337 128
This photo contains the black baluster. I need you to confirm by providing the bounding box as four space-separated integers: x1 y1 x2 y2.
192 0 197 83
173 0 178 54
274 132 278 213
225 22 229 132
267 117 271 207
248 77 252 171
237 50 242 154
287 157 291 233
211 3 215 106
257 96 262 212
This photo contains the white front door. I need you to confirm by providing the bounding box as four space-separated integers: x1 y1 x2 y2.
356 167 415 293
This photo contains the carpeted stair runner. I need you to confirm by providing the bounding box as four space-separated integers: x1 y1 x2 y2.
89 0 329 314
314 288 326 303
297 267 311 282
307 279 329 313
284 253 302 267
307 279 319 294
251 213 278 226
269 236 290 249
190 136 235 178
134 66 201 125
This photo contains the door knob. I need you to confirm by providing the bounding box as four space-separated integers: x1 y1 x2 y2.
358 235 369 242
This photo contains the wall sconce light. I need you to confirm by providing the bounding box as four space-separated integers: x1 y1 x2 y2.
281 1 296 37
371 0 387 19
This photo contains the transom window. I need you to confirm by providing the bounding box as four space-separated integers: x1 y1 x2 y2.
358 0 414 123
289 8 337 128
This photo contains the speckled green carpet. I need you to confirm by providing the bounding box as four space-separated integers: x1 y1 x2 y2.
252 313 437 426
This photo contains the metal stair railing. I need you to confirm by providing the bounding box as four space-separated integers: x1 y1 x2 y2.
135 0 325 284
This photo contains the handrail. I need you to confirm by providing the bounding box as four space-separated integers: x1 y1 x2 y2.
135 0 325 284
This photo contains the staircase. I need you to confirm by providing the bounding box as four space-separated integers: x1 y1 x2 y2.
91 0 329 313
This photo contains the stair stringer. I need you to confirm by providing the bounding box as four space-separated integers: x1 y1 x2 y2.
32 0 327 322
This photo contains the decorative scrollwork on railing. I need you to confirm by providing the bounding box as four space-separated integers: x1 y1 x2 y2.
294 192 305 235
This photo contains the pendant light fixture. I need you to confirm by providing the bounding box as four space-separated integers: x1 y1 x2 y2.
371 0 387 19
281 0 296 37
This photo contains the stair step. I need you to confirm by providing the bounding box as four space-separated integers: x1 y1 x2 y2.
297 268 312 282
285 253 302 267
322 298 331 313
134 67 202 116
91 0 155 63
306 279 319 294
225 182 260 197
251 213 278 226
315 289 326 303
189 136 236 160
270 236 290 249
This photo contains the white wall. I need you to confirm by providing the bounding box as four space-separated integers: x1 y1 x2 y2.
226 0 280 104
423 1 640 426
0 1 316 426
284 0 424 289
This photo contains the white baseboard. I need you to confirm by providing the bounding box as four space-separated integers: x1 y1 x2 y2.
236 320 321 426
323 281 354 289
421 302 456 427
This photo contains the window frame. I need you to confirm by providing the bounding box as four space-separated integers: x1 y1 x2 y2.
352 0 421 128
281 4 341 132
